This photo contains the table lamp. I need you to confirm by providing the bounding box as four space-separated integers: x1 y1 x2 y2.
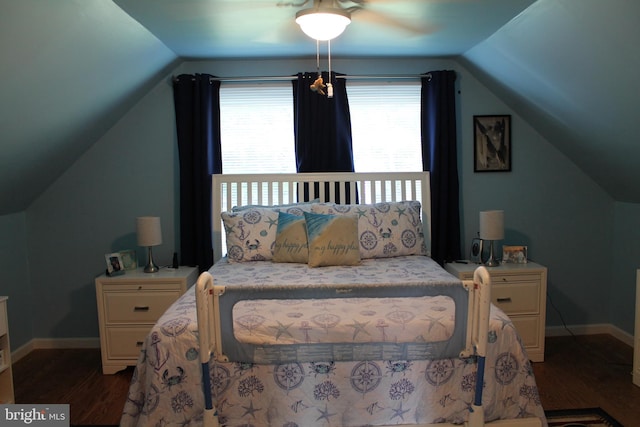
136 216 162 273
479 210 504 267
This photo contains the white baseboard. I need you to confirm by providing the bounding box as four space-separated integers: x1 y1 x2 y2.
11 337 99 363
546 323 633 347
9 325 634 364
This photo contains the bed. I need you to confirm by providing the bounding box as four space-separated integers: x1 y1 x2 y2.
120 171 546 427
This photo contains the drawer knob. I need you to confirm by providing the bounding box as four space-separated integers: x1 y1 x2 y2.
136 341 144 347
497 297 512 303
134 306 150 312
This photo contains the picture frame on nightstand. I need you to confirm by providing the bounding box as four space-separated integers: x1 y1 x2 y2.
105 252 125 275
118 249 137 270
502 245 528 264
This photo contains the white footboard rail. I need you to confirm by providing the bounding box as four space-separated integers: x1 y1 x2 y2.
196 271 223 427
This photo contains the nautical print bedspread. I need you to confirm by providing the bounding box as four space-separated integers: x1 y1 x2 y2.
233 294 455 346
120 257 547 427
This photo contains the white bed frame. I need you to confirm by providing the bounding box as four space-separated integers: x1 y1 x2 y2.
212 171 432 263
197 171 542 427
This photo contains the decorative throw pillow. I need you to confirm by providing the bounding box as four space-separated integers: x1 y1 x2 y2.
273 212 308 263
303 211 361 268
311 201 426 259
220 203 310 263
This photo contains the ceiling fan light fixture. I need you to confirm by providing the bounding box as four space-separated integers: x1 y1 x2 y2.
295 8 351 41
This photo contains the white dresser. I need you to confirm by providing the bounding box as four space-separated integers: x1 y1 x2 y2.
445 261 548 362
95 267 198 374
0 296 14 403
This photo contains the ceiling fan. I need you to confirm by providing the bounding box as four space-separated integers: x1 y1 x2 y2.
277 0 429 40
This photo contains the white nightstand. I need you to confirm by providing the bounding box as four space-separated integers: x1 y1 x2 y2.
95 266 198 374
445 261 548 362
0 296 14 403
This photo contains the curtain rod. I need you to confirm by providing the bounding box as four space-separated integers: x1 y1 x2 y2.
202 73 432 83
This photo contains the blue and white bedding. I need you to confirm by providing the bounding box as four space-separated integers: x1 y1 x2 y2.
120 256 547 427
212 256 468 363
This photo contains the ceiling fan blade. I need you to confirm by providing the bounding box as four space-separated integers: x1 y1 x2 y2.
354 7 437 35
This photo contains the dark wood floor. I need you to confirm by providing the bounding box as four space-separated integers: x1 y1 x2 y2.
532 334 640 427
11 334 640 426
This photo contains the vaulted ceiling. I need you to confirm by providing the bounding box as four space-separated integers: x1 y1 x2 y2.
1 0 638 215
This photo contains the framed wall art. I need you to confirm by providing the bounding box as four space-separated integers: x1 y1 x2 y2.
474 115 511 172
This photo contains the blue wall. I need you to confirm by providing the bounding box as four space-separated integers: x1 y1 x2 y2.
0 56 636 351
612 202 640 333
0 213 32 348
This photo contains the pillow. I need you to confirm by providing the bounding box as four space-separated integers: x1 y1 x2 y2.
231 199 319 214
273 212 308 263
311 201 426 259
221 204 313 263
303 211 361 268
221 208 279 262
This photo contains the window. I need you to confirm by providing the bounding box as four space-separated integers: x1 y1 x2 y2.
220 80 422 174
347 81 422 172
220 83 296 174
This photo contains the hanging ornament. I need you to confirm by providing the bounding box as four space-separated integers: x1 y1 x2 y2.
310 39 326 95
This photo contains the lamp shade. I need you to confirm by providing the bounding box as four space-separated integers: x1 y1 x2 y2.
479 210 504 241
136 216 162 247
295 8 351 41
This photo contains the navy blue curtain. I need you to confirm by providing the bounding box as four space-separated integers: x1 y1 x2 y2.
421 70 461 266
293 72 355 202
173 74 222 272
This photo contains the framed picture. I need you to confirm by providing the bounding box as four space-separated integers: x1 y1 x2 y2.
502 245 528 264
119 249 138 270
105 252 125 275
474 115 511 172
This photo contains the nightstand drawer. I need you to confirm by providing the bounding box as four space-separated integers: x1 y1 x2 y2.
104 291 180 323
0 303 6 336
510 316 541 348
102 281 183 292
492 281 540 315
105 327 150 359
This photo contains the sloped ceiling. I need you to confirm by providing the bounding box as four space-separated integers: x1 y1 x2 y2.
0 0 178 215
1 0 638 215
461 0 640 202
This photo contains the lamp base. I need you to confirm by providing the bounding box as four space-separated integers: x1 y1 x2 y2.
485 258 500 267
484 240 501 267
144 246 160 273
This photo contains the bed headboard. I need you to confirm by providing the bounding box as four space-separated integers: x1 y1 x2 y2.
211 171 431 263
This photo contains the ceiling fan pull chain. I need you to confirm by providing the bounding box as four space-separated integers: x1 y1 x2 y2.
327 39 334 98
316 39 321 77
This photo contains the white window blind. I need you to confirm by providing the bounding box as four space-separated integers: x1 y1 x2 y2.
347 81 422 173
220 83 296 174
